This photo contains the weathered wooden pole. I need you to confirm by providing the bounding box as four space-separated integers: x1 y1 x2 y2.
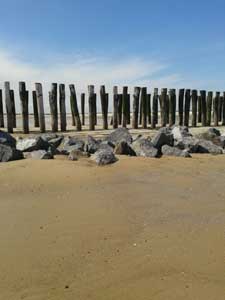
59 84 67 132
219 96 223 122
118 94 123 125
206 91 213 126
222 92 225 126
213 92 220 126
93 94 97 125
100 85 108 130
19 82 29 134
132 87 141 129
113 86 119 129
197 95 202 124
81 93 85 126
160 88 167 127
169 89 176 127
49 83 58 132
166 94 169 124
141 87 147 129
70 90 76 127
184 89 191 127
147 94 151 125
69 84 81 131
151 88 158 129
139 90 143 125
0 90 4 127
32 91 39 128
127 93 131 125
122 86 128 128
10 90 16 128
178 89 184 126
200 90 207 127
35 83 45 133
191 90 198 127
4 82 14 133
88 85 95 130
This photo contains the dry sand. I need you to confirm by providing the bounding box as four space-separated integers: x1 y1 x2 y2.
0 155 224 300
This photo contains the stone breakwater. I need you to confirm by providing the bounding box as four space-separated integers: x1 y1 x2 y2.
0 127 225 165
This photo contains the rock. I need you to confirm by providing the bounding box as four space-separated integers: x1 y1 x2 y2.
85 136 101 154
171 126 192 141
40 133 59 141
208 127 220 137
0 131 16 147
162 145 191 158
62 137 85 153
132 138 160 158
196 140 223 155
92 149 117 166
98 141 115 152
175 136 199 152
68 150 90 161
47 136 63 148
16 136 49 152
114 141 136 156
151 130 174 150
0 144 23 162
105 128 132 145
28 150 54 160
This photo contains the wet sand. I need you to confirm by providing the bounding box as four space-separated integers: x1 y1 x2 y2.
0 155 224 300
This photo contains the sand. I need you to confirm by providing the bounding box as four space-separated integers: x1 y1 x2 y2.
0 155 224 300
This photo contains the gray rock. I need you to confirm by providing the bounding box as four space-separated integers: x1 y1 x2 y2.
62 137 85 153
40 133 59 142
162 145 191 158
105 128 132 145
16 136 49 152
29 150 54 160
68 150 90 161
114 141 136 156
0 131 16 147
132 138 160 158
98 141 115 152
171 126 192 141
175 136 199 152
208 127 220 137
92 149 117 166
0 144 23 162
151 130 174 150
85 135 101 154
196 140 223 155
48 136 63 148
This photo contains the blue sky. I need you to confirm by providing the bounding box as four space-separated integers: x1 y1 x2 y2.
0 0 225 101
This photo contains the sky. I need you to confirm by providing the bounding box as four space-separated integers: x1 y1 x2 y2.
0 0 225 111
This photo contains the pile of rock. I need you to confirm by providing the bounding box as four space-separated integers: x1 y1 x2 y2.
1 126 225 165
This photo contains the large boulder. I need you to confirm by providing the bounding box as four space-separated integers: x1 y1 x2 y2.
0 131 16 147
114 141 136 156
92 149 117 166
62 137 85 153
16 136 49 152
85 136 101 154
162 145 191 158
196 140 223 155
151 130 174 150
132 138 160 158
171 126 192 141
105 128 132 146
0 144 23 162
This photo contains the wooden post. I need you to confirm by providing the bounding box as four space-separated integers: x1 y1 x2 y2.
219 96 223 122
118 94 123 125
70 91 76 127
178 89 184 126
59 84 67 132
35 83 45 133
0 90 4 127
200 90 207 126
19 82 29 134
69 84 81 131
213 92 220 126
88 85 95 131
132 87 140 129
32 91 39 128
191 90 198 127
113 86 119 129
166 94 169 124
147 94 151 125
139 90 143 125
10 90 16 128
198 95 202 124
81 93 85 126
127 93 131 125
206 91 213 126
222 92 225 126
184 89 191 127
160 88 167 127
141 87 147 129
100 85 108 130
169 89 176 127
49 83 58 132
93 94 97 125
151 88 158 129
4 82 14 133
122 87 128 128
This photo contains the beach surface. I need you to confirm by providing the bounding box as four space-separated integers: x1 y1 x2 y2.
0 154 224 300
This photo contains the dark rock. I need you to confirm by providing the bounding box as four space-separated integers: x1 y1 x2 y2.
132 138 160 158
175 136 199 152
151 130 174 150
162 145 191 158
105 128 132 146
48 136 63 148
92 149 117 166
68 150 90 161
208 127 220 137
114 141 136 156
196 140 223 155
85 135 101 154
0 144 23 162
98 141 115 152
62 137 85 153
0 131 16 147
16 136 49 152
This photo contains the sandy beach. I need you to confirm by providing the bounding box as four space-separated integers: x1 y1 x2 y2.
0 154 224 300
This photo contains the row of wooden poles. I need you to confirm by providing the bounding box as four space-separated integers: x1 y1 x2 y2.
0 82 225 133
